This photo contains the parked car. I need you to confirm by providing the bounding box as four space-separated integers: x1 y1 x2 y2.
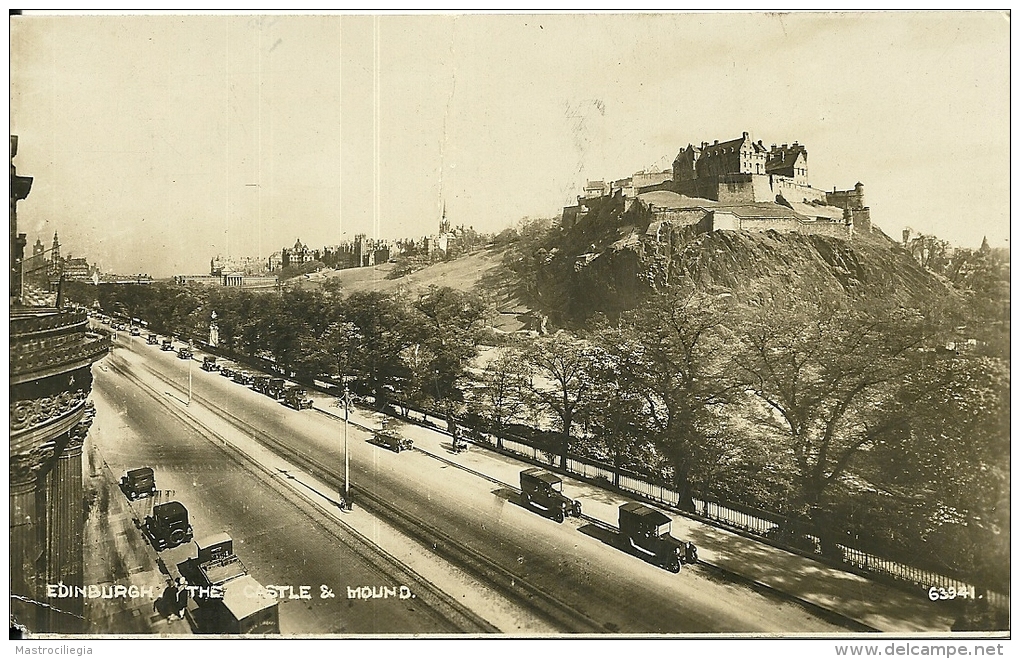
618 502 698 573
119 467 156 501
519 468 582 523
201 356 219 372
282 386 313 410
143 502 194 551
374 430 413 453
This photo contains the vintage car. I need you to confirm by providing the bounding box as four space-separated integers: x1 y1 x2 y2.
201 355 219 372
177 534 280 634
219 366 236 379
143 502 194 551
519 468 583 523
161 338 174 351
177 346 193 360
232 370 254 386
119 467 156 501
282 386 313 410
147 333 159 345
267 378 286 399
130 326 141 336
618 502 698 573
374 430 413 453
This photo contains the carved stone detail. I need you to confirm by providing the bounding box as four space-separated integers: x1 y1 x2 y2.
11 443 57 487
9 387 88 433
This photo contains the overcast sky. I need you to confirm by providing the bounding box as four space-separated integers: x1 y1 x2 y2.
9 11 1010 278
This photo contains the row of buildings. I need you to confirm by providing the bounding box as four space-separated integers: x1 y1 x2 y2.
20 232 101 292
563 131 872 241
181 216 484 288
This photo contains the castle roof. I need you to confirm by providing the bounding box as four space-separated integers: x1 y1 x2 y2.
766 143 808 172
638 190 719 210
788 201 844 221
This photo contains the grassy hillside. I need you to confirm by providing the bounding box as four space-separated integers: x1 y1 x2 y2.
288 247 534 331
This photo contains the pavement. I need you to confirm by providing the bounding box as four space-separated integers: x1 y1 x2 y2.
83 437 193 635
305 391 964 634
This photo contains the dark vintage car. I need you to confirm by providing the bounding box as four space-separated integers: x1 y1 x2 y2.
219 366 236 379
147 333 159 345
201 355 219 372
143 501 194 551
232 370 254 386
177 346 193 360
618 502 698 573
161 338 174 351
265 378 287 400
282 386 313 410
130 326 141 336
119 467 156 501
374 430 413 453
519 468 582 523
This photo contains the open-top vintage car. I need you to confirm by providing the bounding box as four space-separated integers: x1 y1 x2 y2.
520 468 582 523
143 501 194 551
120 467 156 501
618 502 698 573
161 337 174 351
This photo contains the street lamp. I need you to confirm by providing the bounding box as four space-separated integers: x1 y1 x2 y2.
186 340 193 406
341 383 353 511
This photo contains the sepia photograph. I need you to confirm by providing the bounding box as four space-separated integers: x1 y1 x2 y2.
7 9 1010 653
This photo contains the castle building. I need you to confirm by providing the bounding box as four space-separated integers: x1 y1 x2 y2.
10 136 110 633
564 131 873 240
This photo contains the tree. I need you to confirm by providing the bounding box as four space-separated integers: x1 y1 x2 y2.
599 288 737 512
734 292 941 537
407 286 488 411
526 332 597 468
339 291 416 405
861 353 1010 589
578 338 649 487
474 346 533 439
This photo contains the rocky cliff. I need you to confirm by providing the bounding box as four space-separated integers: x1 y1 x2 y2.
529 197 953 324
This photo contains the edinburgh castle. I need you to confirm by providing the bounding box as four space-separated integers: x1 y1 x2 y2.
563 131 872 241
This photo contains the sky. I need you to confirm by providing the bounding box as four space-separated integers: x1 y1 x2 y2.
8 11 1011 278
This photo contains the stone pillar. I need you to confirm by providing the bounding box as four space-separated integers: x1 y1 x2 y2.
10 444 55 633
44 426 87 633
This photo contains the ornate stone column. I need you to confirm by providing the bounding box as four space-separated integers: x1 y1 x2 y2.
10 444 55 633
44 419 90 633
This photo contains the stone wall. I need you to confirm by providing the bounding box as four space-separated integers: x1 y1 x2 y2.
711 213 853 240
772 177 827 203
716 174 774 204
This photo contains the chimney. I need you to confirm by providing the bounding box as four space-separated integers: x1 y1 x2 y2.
771 144 777 151
713 140 719 145
781 144 788 150
742 131 749 139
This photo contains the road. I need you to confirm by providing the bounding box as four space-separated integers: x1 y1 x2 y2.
89 339 491 634
95 328 852 634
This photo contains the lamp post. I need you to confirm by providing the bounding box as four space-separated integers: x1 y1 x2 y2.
341 384 353 510
187 340 193 406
